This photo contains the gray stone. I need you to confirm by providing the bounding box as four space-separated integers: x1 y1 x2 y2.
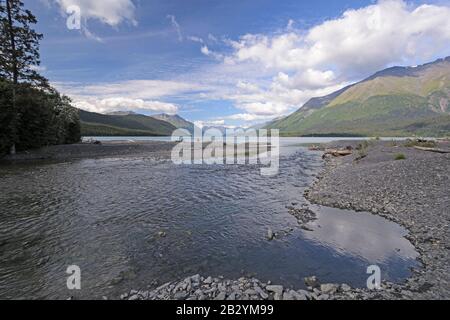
317 294 330 300
204 276 213 284
227 292 237 300
191 274 201 283
244 289 257 295
255 286 269 299
120 293 128 300
304 276 319 288
320 283 338 294
282 292 294 300
266 285 284 296
174 292 188 300
340 284 352 292
215 292 227 300
294 291 308 301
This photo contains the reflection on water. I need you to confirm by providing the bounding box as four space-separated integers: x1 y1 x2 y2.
306 205 418 269
0 140 418 299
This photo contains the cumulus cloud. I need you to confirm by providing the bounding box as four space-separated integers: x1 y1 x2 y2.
274 69 337 90
227 0 450 76
74 98 178 114
218 77 348 118
55 79 202 114
205 0 450 123
51 0 137 26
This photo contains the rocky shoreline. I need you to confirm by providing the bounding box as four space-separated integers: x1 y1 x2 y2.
120 139 449 301
120 275 359 301
305 139 449 300
0 141 176 164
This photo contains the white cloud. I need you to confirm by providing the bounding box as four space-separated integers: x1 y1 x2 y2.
274 69 336 90
52 0 136 26
237 102 290 116
236 81 260 93
188 36 204 44
74 97 178 114
226 0 450 76
167 15 183 42
200 45 224 60
208 34 219 43
55 79 202 114
56 80 201 100
200 46 211 56
225 113 275 122
219 77 348 118
194 120 226 129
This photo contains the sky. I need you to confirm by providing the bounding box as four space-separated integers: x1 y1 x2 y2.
24 0 450 128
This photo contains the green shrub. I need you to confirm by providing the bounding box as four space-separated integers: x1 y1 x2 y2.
394 153 406 160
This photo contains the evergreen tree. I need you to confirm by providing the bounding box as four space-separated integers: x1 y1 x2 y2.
0 0 48 154
0 0 79 156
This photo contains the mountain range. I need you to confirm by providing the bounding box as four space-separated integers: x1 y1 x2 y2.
79 110 182 136
266 57 450 137
80 57 450 137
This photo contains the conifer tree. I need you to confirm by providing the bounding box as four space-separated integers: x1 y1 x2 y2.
0 0 48 154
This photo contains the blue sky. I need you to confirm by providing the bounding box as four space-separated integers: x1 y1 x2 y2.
25 0 450 127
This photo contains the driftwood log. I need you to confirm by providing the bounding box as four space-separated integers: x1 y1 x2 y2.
323 149 353 158
413 146 450 154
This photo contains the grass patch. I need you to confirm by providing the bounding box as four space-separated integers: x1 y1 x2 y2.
394 153 406 161
404 139 437 148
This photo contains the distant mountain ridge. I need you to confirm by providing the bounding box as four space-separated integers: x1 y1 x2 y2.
79 110 177 136
266 56 450 137
106 111 138 116
151 113 195 132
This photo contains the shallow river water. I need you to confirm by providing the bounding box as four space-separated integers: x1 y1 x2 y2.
0 138 419 299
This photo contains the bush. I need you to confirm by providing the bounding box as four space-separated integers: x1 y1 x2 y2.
394 153 406 160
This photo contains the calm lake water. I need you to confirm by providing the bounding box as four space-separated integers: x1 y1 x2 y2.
0 138 418 299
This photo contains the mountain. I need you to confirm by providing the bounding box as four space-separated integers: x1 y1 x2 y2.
251 117 286 130
106 111 138 116
151 113 195 132
266 57 450 137
79 110 177 136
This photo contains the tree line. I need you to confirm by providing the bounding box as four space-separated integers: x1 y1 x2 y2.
0 0 80 156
